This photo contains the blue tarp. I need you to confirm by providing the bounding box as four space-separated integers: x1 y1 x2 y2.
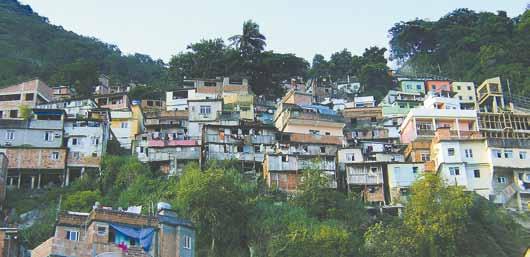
110 223 155 252
299 104 337 116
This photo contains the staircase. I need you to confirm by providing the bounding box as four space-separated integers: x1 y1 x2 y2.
126 246 149 257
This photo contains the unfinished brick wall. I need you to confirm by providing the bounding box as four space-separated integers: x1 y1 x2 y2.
6 148 66 169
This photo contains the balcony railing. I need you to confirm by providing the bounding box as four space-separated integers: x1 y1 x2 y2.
347 174 382 185
147 151 200 161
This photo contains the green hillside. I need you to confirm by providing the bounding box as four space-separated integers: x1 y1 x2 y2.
0 0 167 95
389 9 530 96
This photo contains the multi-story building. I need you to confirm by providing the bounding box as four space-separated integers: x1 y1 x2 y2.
187 99 224 140
166 88 192 111
0 79 54 119
343 106 389 144
476 77 530 139
202 122 277 171
399 102 479 144
425 80 451 93
32 206 195 257
399 79 426 94
134 110 199 176
264 132 342 192
386 162 424 204
429 128 490 198
337 147 386 204
451 82 477 110
0 109 66 189
64 109 111 184
109 103 144 150
487 138 530 211
51 85 73 100
140 99 166 114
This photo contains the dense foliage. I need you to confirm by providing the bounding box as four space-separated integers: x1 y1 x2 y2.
308 47 393 100
0 0 167 95
6 156 528 256
389 9 530 96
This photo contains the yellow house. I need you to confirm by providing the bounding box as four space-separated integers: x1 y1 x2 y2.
110 104 144 149
223 94 255 120
451 82 477 110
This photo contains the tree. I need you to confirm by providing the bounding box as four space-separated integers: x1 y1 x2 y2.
176 163 249 256
61 190 101 212
364 174 473 257
329 49 353 81
229 20 267 61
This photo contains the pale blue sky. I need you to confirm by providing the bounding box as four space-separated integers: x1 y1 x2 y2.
21 0 528 63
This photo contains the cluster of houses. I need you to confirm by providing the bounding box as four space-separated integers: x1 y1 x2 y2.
0 74 529 256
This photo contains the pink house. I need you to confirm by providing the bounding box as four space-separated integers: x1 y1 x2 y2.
400 108 479 144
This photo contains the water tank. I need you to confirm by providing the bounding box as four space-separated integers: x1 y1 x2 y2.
157 202 171 211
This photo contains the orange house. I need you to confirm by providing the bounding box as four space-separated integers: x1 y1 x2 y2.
425 80 451 93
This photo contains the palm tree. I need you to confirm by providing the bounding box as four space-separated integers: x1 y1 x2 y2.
229 20 266 60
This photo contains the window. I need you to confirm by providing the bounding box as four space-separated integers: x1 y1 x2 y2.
346 154 354 161
370 117 377 122
51 152 59 160
320 146 326 154
370 167 378 173
25 93 34 101
183 236 192 249
412 167 418 174
504 150 513 159
458 96 463 100
147 100 153 106
44 131 54 142
97 226 107 236
73 152 80 160
457 86 461 90
464 149 473 158
71 138 79 146
520 151 527 160
449 167 460 176
416 84 422 90
309 130 320 135
92 137 99 145
473 169 480 178
281 155 288 162
66 231 79 241
5 130 14 141
497 176 506 184
492 149 502 158
467 86 472 91
199 105 211 115
448 148 455 156
421 153 430 161
9 110 17 118
325 132 331 136
120 122 128 128
468 96 473 100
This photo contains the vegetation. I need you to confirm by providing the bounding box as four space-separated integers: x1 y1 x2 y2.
0 0 168 95
7 157 528 256
389 9 530 96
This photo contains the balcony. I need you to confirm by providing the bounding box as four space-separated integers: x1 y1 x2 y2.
417 129 435 137
147 151 200 161
287 110 344 123
347 173 382 185
433 128 483 142
147 139 198 148
206 152 264 162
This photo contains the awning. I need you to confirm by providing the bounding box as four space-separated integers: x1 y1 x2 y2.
110 223 155 252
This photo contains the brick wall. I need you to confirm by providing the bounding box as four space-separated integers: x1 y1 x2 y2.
5 148 66 170
89 209 158 227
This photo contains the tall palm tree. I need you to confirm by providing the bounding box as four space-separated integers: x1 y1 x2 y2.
229 20 266 60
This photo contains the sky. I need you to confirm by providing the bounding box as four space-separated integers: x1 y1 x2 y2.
21 0 528 63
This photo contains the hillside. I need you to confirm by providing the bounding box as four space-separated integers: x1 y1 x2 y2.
0 0 167 95
389 8 530 96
